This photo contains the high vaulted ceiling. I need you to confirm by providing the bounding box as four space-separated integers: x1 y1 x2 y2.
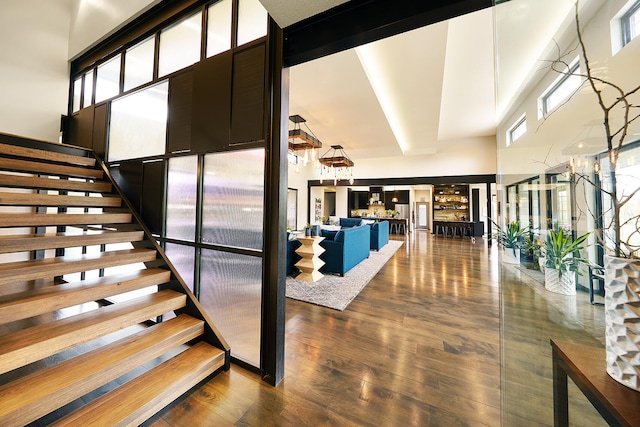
286 7 495 161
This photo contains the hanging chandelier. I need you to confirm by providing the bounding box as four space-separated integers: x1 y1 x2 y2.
288 114 322 169
319 144 355 185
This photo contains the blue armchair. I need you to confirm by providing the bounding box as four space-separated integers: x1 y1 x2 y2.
320 225 370 276
370 220 389 251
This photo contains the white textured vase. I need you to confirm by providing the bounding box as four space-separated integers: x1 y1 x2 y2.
605 255 640 391
503 247 520 265
544 268 576 295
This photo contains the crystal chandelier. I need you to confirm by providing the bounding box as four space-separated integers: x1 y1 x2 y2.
288 115 321 169
319 145 355 185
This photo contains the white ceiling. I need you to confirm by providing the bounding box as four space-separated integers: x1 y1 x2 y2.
286 7 496 161
261 0 602 163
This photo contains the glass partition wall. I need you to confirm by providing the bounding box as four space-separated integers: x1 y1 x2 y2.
495 0 640 424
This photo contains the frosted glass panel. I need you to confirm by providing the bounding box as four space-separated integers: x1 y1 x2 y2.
200 249 261 365
237 0 268 46
108 82 168 161
202 149 264 250
165 243 195 292
124 36 155 91
72 77 82 112
95 54 121 103
166 155 198 241
83 70 93 107
206 0 232 57
158 11 202 78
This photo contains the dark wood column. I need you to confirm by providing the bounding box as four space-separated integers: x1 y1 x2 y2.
261 18 287 386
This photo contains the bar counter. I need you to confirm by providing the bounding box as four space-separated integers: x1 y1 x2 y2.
433 220 483 238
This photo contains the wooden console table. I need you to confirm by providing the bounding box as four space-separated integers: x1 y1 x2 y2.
551 339 640 426
295 236 325 282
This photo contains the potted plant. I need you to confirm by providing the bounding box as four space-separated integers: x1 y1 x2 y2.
491 219 528 264
304 223 312 237
520 228 542 270
548 1 640 390
541 227 590 295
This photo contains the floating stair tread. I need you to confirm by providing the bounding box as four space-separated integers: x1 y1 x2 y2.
0 314 204 427
51 341 225 427
0 268 170 324
0 143 95 167
0 212 131 227
0 229 144 254
0 158 102 179
0 191 121 207
0 289 186 375
0 174 111 193
0 248 157 287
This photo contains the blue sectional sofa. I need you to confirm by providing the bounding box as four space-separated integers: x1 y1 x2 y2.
370 220 389 251
339 217 363 228
320 224 370 276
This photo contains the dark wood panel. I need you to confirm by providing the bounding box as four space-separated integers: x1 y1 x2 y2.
142 160 165 235
92 104 109 157
230 44 266 145
191 51 232 153
68 107 94 150
111 161 142 212
167 71 193 154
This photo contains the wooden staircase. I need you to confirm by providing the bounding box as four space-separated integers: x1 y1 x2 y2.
0 137 230 426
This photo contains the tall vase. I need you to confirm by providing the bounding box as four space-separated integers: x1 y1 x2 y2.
544 268 576 295
502 247 520 265
605 255 640 391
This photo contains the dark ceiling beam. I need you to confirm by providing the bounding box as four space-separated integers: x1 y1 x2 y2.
282 0 493 67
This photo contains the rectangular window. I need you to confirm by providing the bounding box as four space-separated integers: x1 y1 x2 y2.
206 0 232 58
83 70 94 108
72 77 82 112
166 155 198 241
622 1 640 46
540 58 581 116
108 81 169 161
237 0 268 46
201 149 265 251
124 36 155 92
158 11 202 78
507 114 526 146
95 54 121 103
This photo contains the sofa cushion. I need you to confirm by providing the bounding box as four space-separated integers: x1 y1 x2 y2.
334 230 344 242
339 218 363 228
321 229 339 240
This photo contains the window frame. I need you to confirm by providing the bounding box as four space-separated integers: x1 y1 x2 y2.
539 57 581 117
622 0 640 47
506 113 526 147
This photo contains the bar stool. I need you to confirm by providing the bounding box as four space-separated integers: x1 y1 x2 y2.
390 222 399 234
398 220 406 234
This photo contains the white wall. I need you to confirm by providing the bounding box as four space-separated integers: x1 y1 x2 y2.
68 0 162 59
355 136 496 179
0 0 72 141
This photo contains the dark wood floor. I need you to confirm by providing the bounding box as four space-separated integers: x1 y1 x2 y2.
150 231 503 426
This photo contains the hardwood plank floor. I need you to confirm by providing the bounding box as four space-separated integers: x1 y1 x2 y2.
150 231 503 426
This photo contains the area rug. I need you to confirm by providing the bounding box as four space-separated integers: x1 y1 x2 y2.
286 240 404 311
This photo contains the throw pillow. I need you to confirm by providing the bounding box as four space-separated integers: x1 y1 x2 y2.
321 229 338 240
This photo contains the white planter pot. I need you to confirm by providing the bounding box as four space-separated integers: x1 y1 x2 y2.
503 247 520 265
538 257 546 273
544 268 576 295
605 255 640 392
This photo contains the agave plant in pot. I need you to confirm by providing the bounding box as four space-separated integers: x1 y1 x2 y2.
541 227 590 295
491 219 527 265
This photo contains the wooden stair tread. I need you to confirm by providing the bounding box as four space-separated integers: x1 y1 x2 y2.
0 268 170 324
0 289 186 375
0 212 131 227
0 248 157 286
0 143 95 167
0 229 144 254
0 191 121 207
51 341 225 427
0 157 102 179
0 314 204 427
0 174 111 193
